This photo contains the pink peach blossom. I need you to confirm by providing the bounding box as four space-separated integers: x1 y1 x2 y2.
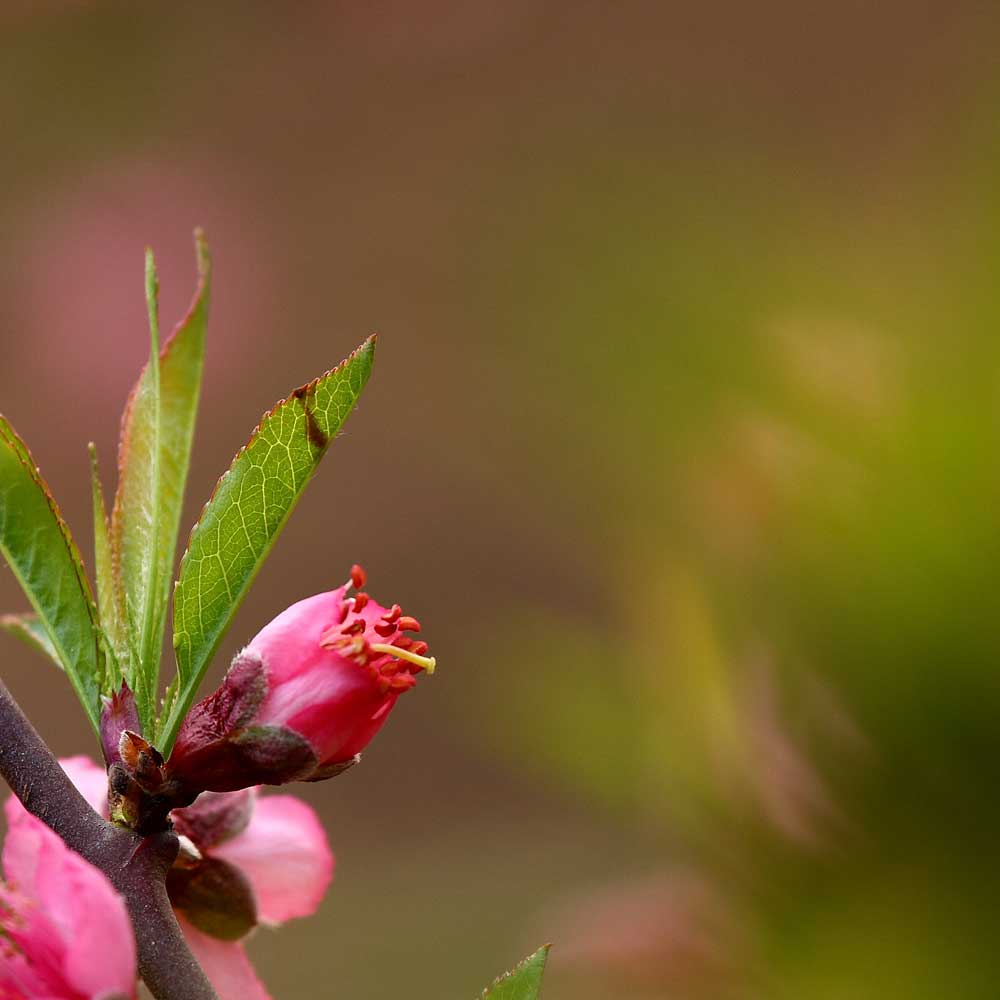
250 568 433 764
0 786 136 1000
169 564 435 792
31 758 333 1000
179 792 333 926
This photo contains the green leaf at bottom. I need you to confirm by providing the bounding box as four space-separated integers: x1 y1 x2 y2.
480 946 550 1000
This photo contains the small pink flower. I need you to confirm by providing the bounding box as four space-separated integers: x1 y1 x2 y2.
251 564 434 762
0 784 136 1000
31 758 333 1000
169 565 435 792
166 787 334 1000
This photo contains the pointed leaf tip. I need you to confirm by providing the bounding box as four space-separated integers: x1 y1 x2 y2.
145 248 161 343
113 237 211 733
193 227 210 273
480 946 550 1000
161 336 375 752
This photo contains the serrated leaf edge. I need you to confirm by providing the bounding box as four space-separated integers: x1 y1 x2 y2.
158 333 376 749
171 333 377 588
479 945 551 999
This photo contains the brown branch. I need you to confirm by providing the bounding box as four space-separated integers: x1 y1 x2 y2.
0 679 218 1000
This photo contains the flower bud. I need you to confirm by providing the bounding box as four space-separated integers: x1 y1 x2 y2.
168 566 434 794
100 680 140 767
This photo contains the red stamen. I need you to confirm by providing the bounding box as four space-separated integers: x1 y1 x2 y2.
398 616 421 633
409 641 429 657
352 592 370 612
391 635 414 650
374 620 397 638
350 564 367 589
381 604 402 623
341 619 365 635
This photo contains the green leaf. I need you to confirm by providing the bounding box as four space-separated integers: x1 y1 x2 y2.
479 947 550 1000
111 233 211 733
159 335 376 753
0 613 62 670
89 443 125 688
0 417 102 731
111 249 163 725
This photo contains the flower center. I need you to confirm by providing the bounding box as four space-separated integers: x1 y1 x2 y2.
318 564 436 688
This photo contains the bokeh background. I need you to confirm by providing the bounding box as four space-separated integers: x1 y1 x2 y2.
2 3 1000 997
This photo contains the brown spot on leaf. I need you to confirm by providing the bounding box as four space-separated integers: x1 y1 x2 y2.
304 403 328 451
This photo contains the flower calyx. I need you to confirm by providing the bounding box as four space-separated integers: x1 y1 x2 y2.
166 856 258 941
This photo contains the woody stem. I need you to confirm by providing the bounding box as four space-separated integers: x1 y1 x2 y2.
0 679 218 1000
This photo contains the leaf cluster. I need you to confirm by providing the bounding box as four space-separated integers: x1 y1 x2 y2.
0 236 551 998
0 233 374 753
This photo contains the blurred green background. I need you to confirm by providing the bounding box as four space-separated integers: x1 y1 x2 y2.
2 3 1000 997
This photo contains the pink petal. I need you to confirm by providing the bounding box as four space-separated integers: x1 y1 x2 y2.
260 657 398 763
2 817 136 999
211 795 333 926
35 831 136 998
1 758 108 899
58 756 110 817
248 589 349 686
2 804 43 893
0 949 51 997
178 916 272 1000
2 757 107 843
